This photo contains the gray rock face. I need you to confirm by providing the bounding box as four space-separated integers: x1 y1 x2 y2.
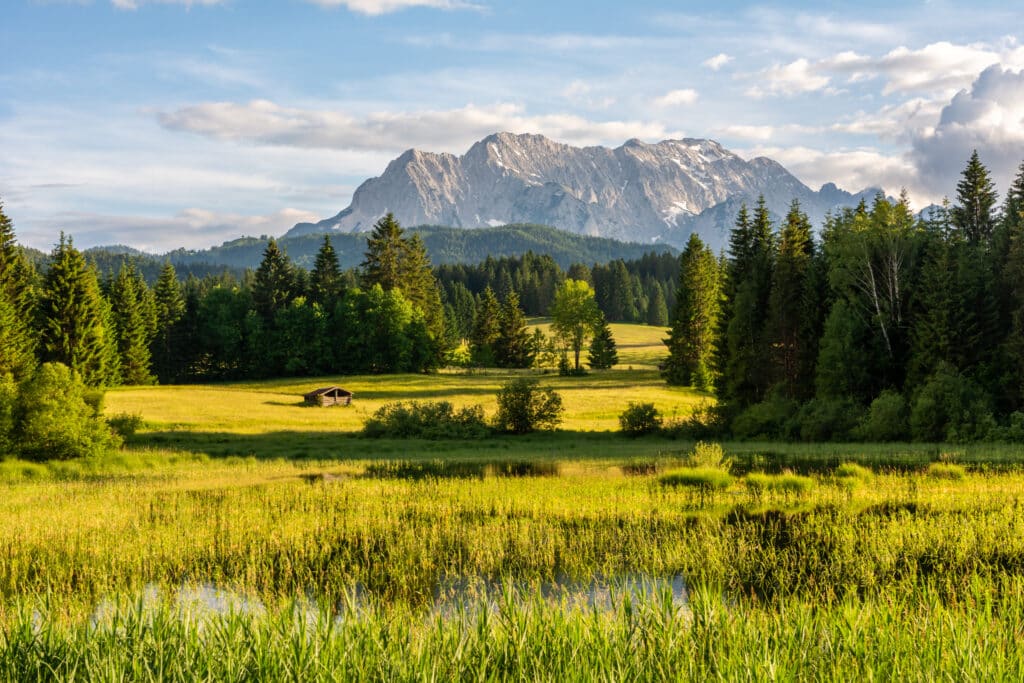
288 132 882 250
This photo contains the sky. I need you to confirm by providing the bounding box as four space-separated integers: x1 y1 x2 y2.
2 0 1024 252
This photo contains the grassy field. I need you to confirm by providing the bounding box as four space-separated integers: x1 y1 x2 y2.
5 323 1024 678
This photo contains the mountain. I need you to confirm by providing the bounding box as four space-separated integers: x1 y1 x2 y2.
288 132 882 250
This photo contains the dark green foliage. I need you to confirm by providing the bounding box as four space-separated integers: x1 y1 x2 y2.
664 233 720 389
14 362 121 461
795 398 862 442
362 401 489 439
646 282 669 326
910 364 995 442
107 263 156 385
587 315 618 370
470 287 501 367
767 200 815 398
731 394 800 441
252 239 297 321
37 235 111 386
493 292 536 368
951 150 998 244
0 202 36 380
493 378 564 434
150 262 185 383
618 402 662 437
815 300 874 403
858 390 910 442
308 235 344 307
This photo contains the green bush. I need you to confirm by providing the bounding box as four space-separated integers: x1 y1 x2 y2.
796 398 862 442
858 390 909 442
362 401 489 439
659 467 733 491
106 413 144 439
493 379 564 434
16 363 121 461
618 402 662 437
686 441 732 469
661 400 726 440
731 395 800 440
910 364 995 442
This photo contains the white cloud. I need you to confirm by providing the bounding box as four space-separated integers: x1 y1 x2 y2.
653 89 699 107
911 64 1024 196
111 0 225 9
746 58 831 97
717 125 775 141
702 53 732 70
304 0 479 14
831 97 946 140
158 100 683 152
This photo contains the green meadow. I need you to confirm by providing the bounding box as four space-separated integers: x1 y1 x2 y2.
5 322 1024 679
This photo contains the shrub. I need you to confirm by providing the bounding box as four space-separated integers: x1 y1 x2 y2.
927 462 966 480
16 363 121 461
910 364 994 442
858 390 909 442
618 402 662 437
107 413 144 439
659 467 733 491
661 400 726 440
796 398 862 442
686 441 732 470
362 401 489 439
731 395 800 440
493 379 564 434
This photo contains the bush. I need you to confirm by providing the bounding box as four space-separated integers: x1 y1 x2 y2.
661 400 726 440
493 379 564 434
618 402 662 437
910 364 995 442
731 395 800 440
796 398 862 442
16 363 121 461
659 467 733 491
106 413 144 439
686 441 732 470
362 401 489 439
858 390 909 442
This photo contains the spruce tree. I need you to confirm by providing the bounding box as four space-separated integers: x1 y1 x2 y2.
646 282 669 327
38 234 110 385
151 262 185 383
360 213 406 292
587 315 618 370
663 233 720 389
494 291 535 368
252 238 296 321
0 201 36 379
107 263 156 385
309 234 343 307
766 199 814 397
951 150 998 244
470 287 501 366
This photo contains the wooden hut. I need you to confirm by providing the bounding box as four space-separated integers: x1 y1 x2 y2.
303 386 353 407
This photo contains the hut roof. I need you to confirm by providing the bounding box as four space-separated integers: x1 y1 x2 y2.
303 386 353 399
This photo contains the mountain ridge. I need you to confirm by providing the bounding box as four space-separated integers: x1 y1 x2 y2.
288 132 882 250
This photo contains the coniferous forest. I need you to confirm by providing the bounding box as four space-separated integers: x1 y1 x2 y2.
2 152 1024 442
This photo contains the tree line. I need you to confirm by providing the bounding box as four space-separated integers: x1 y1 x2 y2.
663 152 1024 442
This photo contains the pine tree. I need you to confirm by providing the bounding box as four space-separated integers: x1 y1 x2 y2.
360 213 406 292
494 291 535 368
587 315 618 370
309 234 343 307
646 282 669 327
663 233 720 389
252 239 296 321
107 263 156 385
38 234 110 385
951 150 998 244
766 199 814 397
470 287 501 366
0 201 36 379
151 262 185 383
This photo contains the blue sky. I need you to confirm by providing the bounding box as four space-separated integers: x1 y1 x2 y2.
2 0 1023 251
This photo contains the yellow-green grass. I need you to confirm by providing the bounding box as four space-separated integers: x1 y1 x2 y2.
105 368 706 438
528 319 669 368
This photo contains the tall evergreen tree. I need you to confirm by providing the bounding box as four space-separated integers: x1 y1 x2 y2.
309 234 343 307
470 287 501 366
0 201 36 379
587 314 618 370
493 291 535 368
766 200 814 397
151 262 186 383
646 282 669 327
107 262 156 385
360 213 406 292
252 238 296 321
38 234 111 385
951 150 998 244
663 233 720 390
